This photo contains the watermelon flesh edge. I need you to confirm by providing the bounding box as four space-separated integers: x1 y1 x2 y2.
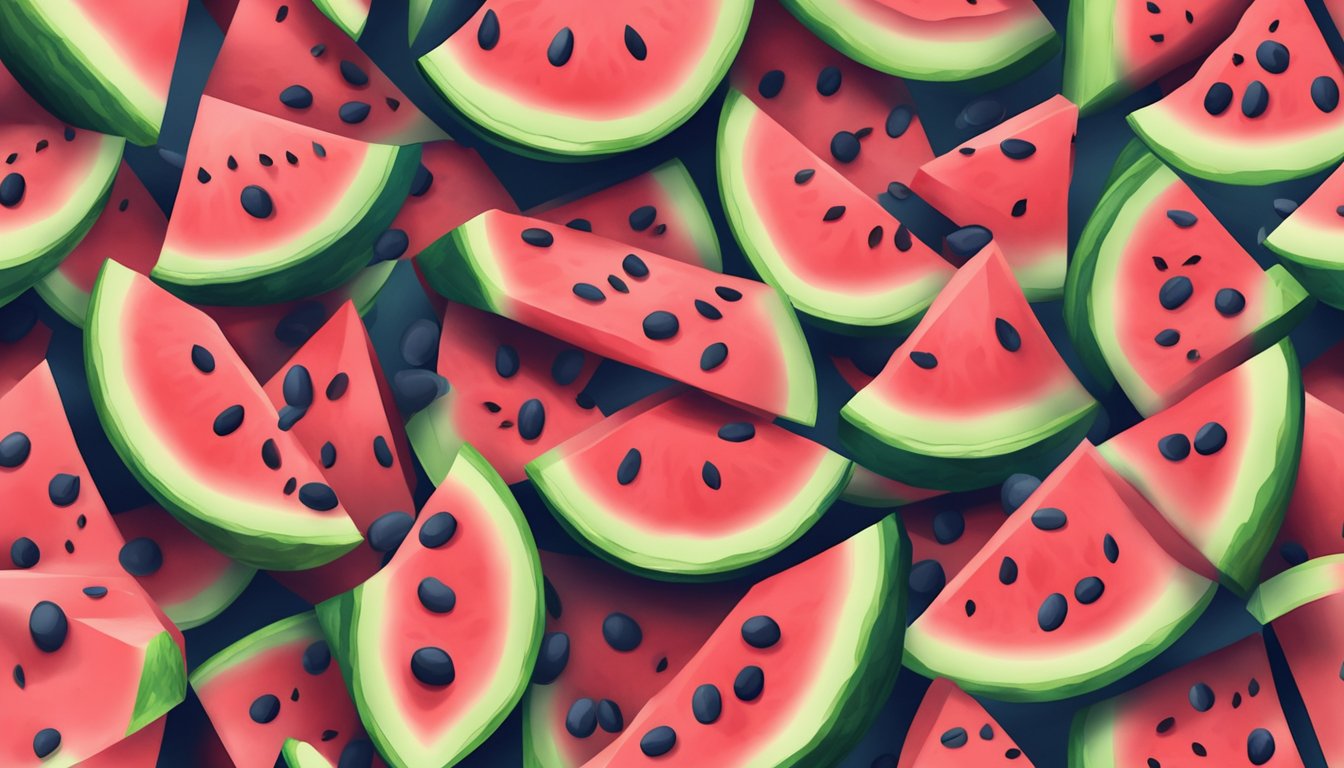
1265 159 1344 309
312 0 370 39
898 678 1033 766
1257 394 1344 580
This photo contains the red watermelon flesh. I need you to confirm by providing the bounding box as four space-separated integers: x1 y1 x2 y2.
1305 339 1344 411
0 304 50 399
522 551 744 766
898 678 1032 767
1259 394 1344 579
77 717 165 768
841 464 945 508
730 0 933 197
903 498 1009 606
407 301 604 485
202 0 239 30
910 95 1078 300
207 0 446 144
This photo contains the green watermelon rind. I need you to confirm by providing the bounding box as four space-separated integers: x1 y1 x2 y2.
405 395 461 485
1247 553 1344 624
316 445 544 768
161 559 256 631
1061 0 1128 115
128 629 188 737
1265 212 1344 310
312 0 368 40
190 611 322 694
281 739 334 768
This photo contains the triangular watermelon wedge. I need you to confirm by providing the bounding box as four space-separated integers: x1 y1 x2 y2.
1259 394 1344 580
841 243 1098 491
910 95 1078 301
1266 158 1344 308
899 679 1034 766
78 718 166 768
1129 0 1344 183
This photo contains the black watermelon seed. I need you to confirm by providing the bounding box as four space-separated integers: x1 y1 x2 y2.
886 105 914 138
76 515 85 529
119 538 163 576
339 101 371 124
1193 742 1208 757
533 632 569 684
946 225 993 259
959 147 976 156
1280 541 1308 566
823 205 846 222
259 152 275 166
1157 717 1176 734
607 275 630 293
339 60 369 86
1159 276 1194 309
1273 197 1299 218
817 66 842 96
518 398 546 440
372 435 395 468
277 405 306 431
411 647 455 686
758 70 785 99
1193 422 1227 455
48 473 80 506
278 84 312 108
933 509 965 544
909 559 946 595
495 345 520 378
1155 329 1180 347
624 25 647 60
1312 76 1340 112
995 318 1022 352
1233 692 1243 708
1187 349 1201 362
641 726 676 757
240 185 273 218
417 577 457 614
1000 139 1036 159
63 540 73 554
83 585 107 598
299 483 339 511
63 127 76 141
552 349 586 386
419 512 458 548
521 228 554 247
11 538 39 569
321 730 338 741
197 168 211 183
718 422 755 442
831 131 861 163
1189 682 1214 711
1167 210 1198 228
941 727 969 748
30 601 67 652
1249 677 1261 696
693 683 722 723
965 600 976 617
33 728 60 759
895 224 913 252
1038 593 1068 631
283 477 297 495
249 694 280 723
734 665 764 701
960 98 1005 128
1158 434 1191 461
548 27 574 67
373 229 409 262
1215 288 1246 316
566 698 598 738
642 311 679 340
284 365 314 409
1255 40 1290 74
700 343 728 371
999 556 1018 585
981 725 994 740
597 699 623 733
302 640 330 674
12 664 24 688
622 252 649 276
477 9 500 50
656 657 668 672
312 142 326 158
1150 34 1165 42
411 164 434 197
325 373 349 401
741 615 780 648
320 441 337 468
1242 80 1269 118
1075 576 1105 604
1011 198 1028 217
1104 534 1120 563
617 449 641 485
1032 507 1068 530
368 511 414 553
716 286 743 302
794 168 815 184
275 4 289 20
566 218 592 232
544 577 563 619
573 283 605 302
910 351 938 369
191 344 216 373
628 207 657 233
603 612 642 651
888 181 912 200
1001 473 1041 513
0 431 31 467
702 461 722 490
694 299 722 320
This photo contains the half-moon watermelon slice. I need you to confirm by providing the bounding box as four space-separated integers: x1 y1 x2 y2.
1066 146 1311 416
86 260 362 570
898 678 1034 766
528 389 852 578
1258 394 1344 580
313 0 371 39
1128 0 1344 183
841 243 1098 491
417 0 753 157
1265 158 1344 308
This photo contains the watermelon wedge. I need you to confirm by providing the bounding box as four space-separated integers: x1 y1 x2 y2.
1098 341 1303 593
1128 0 1344 183
1265 158 1344 308
395 141 516 266
313 0 371 39
417 209 818 424
1259 394 1344 579
778 0 1058 82
0 0 186 146
903 497 1009 609
528 389 852 578
584 517 905 766
522 552 744 766
0 302 51 398
899 678 1033 767
1065 146 1311 416
718 88 955 334
841 244 1098 491
86 260 362 570
316 445 543 768
418 0 752 157
905 442 1217 701
78 718 166 768
910 95 1079 300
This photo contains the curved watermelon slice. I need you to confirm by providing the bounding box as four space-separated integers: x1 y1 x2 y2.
1063 0 1251 114
152 96 418 305
313 0 371 39
0 572 186 766
718 88 955 334
1099 341 1302 594
1128 0 1344 183
910 95 1078 300
0 62 123 307
418 209 817 424
528 389 852 578
208 0 446 145
1066 147 1310 416
841 465 944 508
418 0 752 157
841 244 1098 491
906 442 1217 701
779 0 1057 82
1259 394 1344 579
86 261 362 570
903 497 1008 609
1070 634 1300 767
316 445 543 768
1266 159 1344 308
522 551 744 766
0 0 186 145
191 611 379 768
899 678 1033 767
78 718 165 768
584 517 905 766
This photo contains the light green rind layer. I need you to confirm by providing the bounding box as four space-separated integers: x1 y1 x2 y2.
282 739 335 768
190 612 321 693
1247 554 1344 624
313 0 368 39
35 265 93 327
164 561 256 631
152 143 419 306
405 394 459 484
1068 696 1120 768
839 465 939 508
1062 0 1133 116
129 630 188 736
1266 213 1344 310
646 160 723 273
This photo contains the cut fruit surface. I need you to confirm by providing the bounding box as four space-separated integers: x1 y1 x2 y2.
1265 158 1344 308
1259 394 1344 579
903 497 1010 608
898 678 1033 766
841 465 944 508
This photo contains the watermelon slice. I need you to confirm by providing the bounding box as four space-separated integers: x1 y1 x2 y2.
152 96 419 305
778 0 1058 82
1070 634 1299 766
1065 146 1311 416
1098 341 1302 593
208 0 446 145
394 141 516 265
528 389 852 578
312 0 371 39
841 465 944 508
1063 0 1252 114
1128 0 1344 183
522 551 744 766
417 0 753 157
718 88 955 334
0 0 186 145
910 95 1079 300
1265 158 1344 308
584 517 905 765
1259 394 1344 579
903 497 1009 608
1 572 186 765
190 611 379 768
0 302 51 398
418 209 817 424
898 678 1033 767
0 62 123 307
85 260 362 570
904 442 1217 701
316 445 543 768
78 718 165 768
840 244 1098 491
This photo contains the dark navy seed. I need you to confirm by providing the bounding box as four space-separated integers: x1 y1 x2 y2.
339 101 371 123
1187 349 1201 361
995 318 1022 352
1157 717 1175 733
33 728 61 759
823 205 846 221
197 168 211 183
279 84 312 108
734 665 764 700
946 225 993 259
12 664 24 688
368 511 414 552
1011 198 1028 217
1249 677 1261 696
597 699 623 733
1215 288 1245 317
888 181 912 200
641 726 676 757
521 228 554 247
895 224 913 251
302 640 330 674
495 345 520 378
11 538 39 569
831 131 861 163
1280 541 1308 566
518 398 546 440
1000 139 1036 159
1001 473 1041 513
1032 507 1067 530
411 647 455 686
999 556 1018 584
1189 682 1214 711
794 168 815 184
30 601 68 652
909 559 946 595
624 25 647 60
1038 593 1068 631
0 431 32 467
622 253 649 276
617 449 641 485
692 683 722 723
642 311 679 340
941 727 969 748
284 477 297 495
628 206 657 232
284 364 314 409
700 343 728 371
607 275 629 293
716 286 743 302
48 474 80 506
573 283 605 302
566 218 592 232
533 632 569 684
83 586 107 598
299 483 339 511
373 229 409 262
695 299 722 320
477 9 500 49
552 349 586 386
958 147 976 156
910 351 938 369
1312 76 1340 112
277 405 306 431
718 422 755 442
933 509 965 544
701 461 722 490
326 373 349 400
0 171 26 207
1104 534 1120 562
1193 742 1208 757
1273 198 1299 218
817 66 842 96
1233 691 1244 708
320 441 337 468
1255 40 1289 74
191 344 216 373
1167 210 1198 228
1158 434 1191 461
411 164 434 196
418 577 457 614
1155 329 1180 347
250 694 281 723
418 512 458 548
980 725 994 740
965 600 976 617
259 153 275 167
339 60 369 86
1159 276 1194 309
603 612 642 651
960 99 1005 129
1193 422 1227 455
119 538 163 576
240 185 273 218
741 615 780 648
758 70 785 98
886 105 914 137
1075 576 1105 604
563 700 598 739
548 27 574 67
1242 80 1269 118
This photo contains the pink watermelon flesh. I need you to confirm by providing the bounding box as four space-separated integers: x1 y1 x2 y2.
0 305 50 399
898 678 1032 767
730 0 933 197
202 0 240 30
1267 579 1344 765
1305 339 1344 412
1260 394 1344 579
524 551 744 766
77 717 165 768
69 0 184 113
398 141 517 264
207 0 446 144
903 498 1010 607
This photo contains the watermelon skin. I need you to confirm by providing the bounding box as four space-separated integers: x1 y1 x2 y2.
910 95 1079 301
418 209 818 425
528 389 852 579
905 442 1217 702
86 261 363 571
1099 341 1303 594
418 0 753 158
898 678 1032 767
317 445 543 768
1065 148 1311 416
718 88 955 334
1128 0 1344 184
584 517 906 766
312 0 371 39
1265 159 1344 308
1258 395 1344 579
779 0 1058 82
0 0 186 146
841 244 1098 491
